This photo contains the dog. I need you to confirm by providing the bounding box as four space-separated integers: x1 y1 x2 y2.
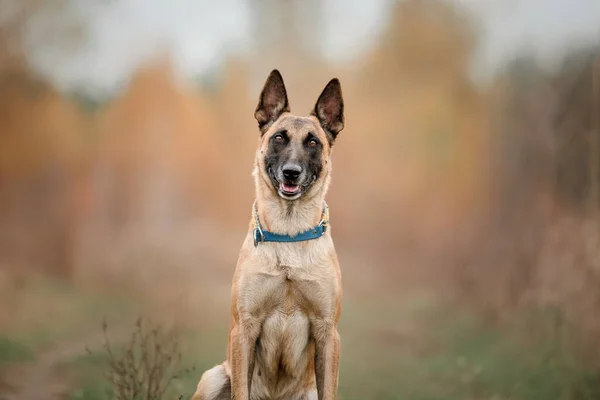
192 69 344 400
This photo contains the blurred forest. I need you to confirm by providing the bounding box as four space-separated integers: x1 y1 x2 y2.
2 0 600 399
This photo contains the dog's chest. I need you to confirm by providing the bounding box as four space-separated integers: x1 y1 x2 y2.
240 238 338 323
252 276 318 395
249 241 334 302
238 238 339 397
260 238 332 277
243 256 334 317
255 289 312 383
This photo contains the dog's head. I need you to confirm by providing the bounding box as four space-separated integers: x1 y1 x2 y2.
254 70 344 201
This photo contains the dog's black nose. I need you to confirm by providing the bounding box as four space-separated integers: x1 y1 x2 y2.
282 164 302 181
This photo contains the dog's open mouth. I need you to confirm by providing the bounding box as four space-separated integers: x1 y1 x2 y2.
279 182 301 196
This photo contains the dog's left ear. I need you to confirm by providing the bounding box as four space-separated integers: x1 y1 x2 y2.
312 78 344 141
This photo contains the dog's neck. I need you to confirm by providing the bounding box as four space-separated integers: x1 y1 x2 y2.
254 187 327 236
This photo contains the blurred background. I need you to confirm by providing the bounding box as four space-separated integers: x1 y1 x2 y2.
1 0 600 399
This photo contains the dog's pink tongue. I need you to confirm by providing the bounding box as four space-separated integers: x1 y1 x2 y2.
282 183 299 193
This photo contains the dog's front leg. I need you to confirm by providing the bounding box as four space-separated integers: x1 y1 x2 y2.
230 318 260 400
314 323 340 400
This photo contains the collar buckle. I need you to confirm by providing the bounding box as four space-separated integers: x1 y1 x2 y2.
318 203 329 233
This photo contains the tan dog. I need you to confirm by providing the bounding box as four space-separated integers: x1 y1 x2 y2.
193 70 344 400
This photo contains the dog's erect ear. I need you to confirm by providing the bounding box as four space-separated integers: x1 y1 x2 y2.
312 78 344 141
254 69 290 134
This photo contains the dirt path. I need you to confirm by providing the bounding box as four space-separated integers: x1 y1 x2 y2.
1 326 130 400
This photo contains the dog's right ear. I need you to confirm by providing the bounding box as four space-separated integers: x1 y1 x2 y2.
254 69 290 135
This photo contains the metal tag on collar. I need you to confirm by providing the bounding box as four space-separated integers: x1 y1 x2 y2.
252 201 264 247
319 202 329 233
253 221 265 247
253 228 263 247
318 217 327 234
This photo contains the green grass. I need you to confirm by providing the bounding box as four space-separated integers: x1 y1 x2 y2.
2 276 136 352
0 336 35 365
4 282 599 400
337 296 600 400
68 351 113 400
0 276 141 398
65 293 600 400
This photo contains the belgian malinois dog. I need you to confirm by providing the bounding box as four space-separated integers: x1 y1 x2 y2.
192 70 344 400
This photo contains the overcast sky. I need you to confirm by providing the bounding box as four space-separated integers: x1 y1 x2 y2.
23 0 600 95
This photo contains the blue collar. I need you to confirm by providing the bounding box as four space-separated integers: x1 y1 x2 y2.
252 201 329 247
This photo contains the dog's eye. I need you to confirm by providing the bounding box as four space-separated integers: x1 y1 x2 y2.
273 134 284 143
308 138 319 147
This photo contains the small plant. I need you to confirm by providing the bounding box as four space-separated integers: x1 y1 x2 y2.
89 316 195 400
